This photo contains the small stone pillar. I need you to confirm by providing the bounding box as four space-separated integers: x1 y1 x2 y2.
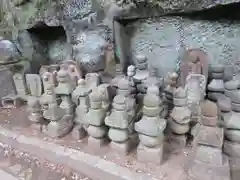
127 65 137 96
134 90 167 165
169 87 191 149
43 100 73 138
105 95 133 154
72 79 91 140
111 64 125 87
187 100 230 180
117 78 136 134
27 97 44 131
208 64 225 100
40 85 57 114
87 92 107 147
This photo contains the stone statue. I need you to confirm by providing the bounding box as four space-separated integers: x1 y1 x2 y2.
55 67 74 95
105 94 134 154
87 91 107 147
27 97 43 124
134 88 167 164
72 78 92 105
180 49 209 87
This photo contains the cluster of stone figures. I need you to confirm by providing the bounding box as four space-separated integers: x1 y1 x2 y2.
3 49 240 180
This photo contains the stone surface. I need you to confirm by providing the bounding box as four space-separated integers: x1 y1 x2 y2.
26 74 42 97
201 115 218 127
194 145 223 165
0 69 16 103
217 96 231 112
188 155 230 180
45 115 73 138
168 118 190 135
224 112 240 130
232 102 240 112
170 106 191 124
224 80 239 90
13 73 28 97
137 143 163 165
208 79 224 92
224 140 240 157
201 100 218 117
197 126 224 148
225 129 240 143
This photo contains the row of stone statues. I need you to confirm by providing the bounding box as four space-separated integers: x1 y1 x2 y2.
2 49 239 180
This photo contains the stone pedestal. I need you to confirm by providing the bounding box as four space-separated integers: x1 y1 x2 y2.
137 143 164 165
187 100 230 180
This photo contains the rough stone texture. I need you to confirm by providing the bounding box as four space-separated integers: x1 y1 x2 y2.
127 17 240 76
197 126 224 148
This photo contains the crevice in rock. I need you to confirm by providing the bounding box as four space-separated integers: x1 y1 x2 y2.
27 22 67 43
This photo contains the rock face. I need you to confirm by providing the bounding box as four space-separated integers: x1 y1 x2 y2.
127 17 240 76
1 0 240 74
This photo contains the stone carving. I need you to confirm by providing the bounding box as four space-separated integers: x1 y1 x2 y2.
72 78 92 105
72 79 91 140
133 54 149 83
208 65 225 97
163 72 178 110
85 73 100 91
134 87 167 164
26 74 42 97
62 60 83 88
111 64 125 87
98 83 112 113
127 65 137 96
41 72 57 93
117 78 136 134
43 100 73 138
27 97 43 123
13 73 28 97
60 95 75 115
86 92 107 147
169 87 191 148
180 49 209 87
185 74 206 120
105 95 132 154
55 67 74 95
187 100 229 180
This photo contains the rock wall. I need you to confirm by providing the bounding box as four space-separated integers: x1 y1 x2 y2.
126 17 240 76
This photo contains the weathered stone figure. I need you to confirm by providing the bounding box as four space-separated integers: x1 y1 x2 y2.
55 67 74 95
72 79 91 140
43 99 73 138
134 87 167 164
87 92 107 147
169 87 191 148
180 49 208 87
105 95 132 154
27 97 43 123
26 74 42 97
